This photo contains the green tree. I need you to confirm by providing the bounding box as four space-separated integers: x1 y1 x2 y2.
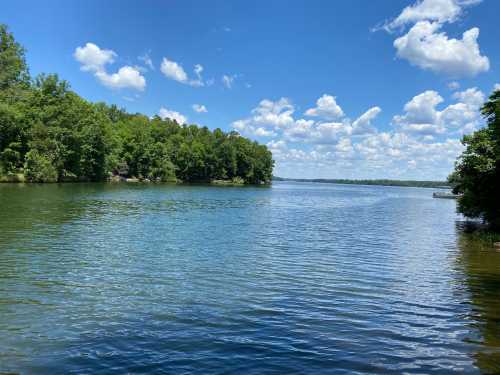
24 149 58 182
450 90 500 230
0 24 29 93
0 23 274 185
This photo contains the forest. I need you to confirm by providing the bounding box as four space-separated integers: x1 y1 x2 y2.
0 25 274 184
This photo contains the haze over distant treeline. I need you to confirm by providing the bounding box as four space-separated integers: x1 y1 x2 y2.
0 24 274 184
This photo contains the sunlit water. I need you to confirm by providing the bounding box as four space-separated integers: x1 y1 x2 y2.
1 182 499 374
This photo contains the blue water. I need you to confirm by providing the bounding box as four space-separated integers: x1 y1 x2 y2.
0 182 499 374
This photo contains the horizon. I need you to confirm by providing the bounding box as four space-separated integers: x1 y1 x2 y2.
2 0 499 180
273 176 448 182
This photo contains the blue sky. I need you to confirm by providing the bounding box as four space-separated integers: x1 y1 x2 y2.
2 0 499 180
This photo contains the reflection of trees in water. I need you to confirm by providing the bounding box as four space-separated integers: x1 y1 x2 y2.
0 184 105 244
456 224 500 374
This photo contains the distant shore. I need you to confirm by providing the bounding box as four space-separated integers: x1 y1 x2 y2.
1 173 447 189
272 176 450 189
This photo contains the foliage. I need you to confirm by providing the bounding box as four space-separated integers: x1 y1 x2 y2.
0 24 29 93
0 24 273 185
449 90 500 230
24 150 58 182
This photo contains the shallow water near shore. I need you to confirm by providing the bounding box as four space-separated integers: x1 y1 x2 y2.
0 181 499 374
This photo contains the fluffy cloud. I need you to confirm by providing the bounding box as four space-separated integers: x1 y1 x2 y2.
495 83 500 92
273 131 464 180
74 43 146 91
283 119 315 141
379 0 488 78
232 98 296 138
74 43 116 72
238 88 485 179
158 108 187 124
393 90 444 134
394 21 489 77
393 88 484 136
95 67 146 91
160 58 188 83
452 87 485 106
383 0 479 31
352 107 381 135
232 95 378 143
160 58 206 87
305 94 344 119
192 104 208 113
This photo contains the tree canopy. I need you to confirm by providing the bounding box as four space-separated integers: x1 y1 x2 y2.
0 24 273 184
449 90 500 230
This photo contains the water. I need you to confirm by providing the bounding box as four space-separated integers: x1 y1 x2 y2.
0 182 499 374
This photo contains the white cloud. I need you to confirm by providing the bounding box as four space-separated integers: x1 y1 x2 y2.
283 119 315 141
251 98 295 128
254 127 277 137
233 87 488 179
160 58 207 87
378 0 488 78
74 43 146 91
194 64 203 79
192 104 208 113
452 87 485 106
495 83 500 92
383 0 469 31
335 137 355 156
158 108 187 124
448 81 460 90
352 107 381 134
190 64 205 87
232 96 376 144
394 21 489 77
222 74 236 89
311 122 350 144
95 66 146 91
74 43 116 72
161 57 188 83
393 88 484 135
249 88 486 179
394 90 443 126
232 98 295 137
305 94 344 120
267 139 287 151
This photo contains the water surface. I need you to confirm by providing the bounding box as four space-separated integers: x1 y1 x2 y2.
0 182 499 374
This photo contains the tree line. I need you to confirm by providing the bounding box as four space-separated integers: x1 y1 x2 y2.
273 177 449 188
0 24 273 184
449 90 500 231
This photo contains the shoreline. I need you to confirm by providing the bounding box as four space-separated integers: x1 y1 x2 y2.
0 175 270 187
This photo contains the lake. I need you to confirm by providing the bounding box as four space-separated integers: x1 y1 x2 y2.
0 182 499 374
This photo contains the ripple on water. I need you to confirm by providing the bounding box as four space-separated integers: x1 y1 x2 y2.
0 182 497 374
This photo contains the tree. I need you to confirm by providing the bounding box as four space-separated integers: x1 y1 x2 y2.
450 90 500 230
0 24 29 93
0 23 274 185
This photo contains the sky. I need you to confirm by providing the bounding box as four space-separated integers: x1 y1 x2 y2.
2 0 499 180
